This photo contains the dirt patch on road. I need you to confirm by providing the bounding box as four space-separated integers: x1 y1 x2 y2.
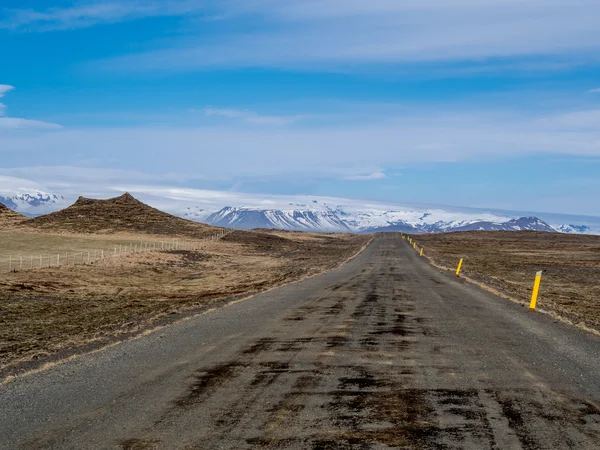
0 230 370 378
418 231 600 331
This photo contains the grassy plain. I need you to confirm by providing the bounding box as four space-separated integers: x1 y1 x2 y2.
0 230 140 262
0 229 370 377
418 231 600 331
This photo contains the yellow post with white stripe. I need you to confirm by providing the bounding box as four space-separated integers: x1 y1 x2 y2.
455 258 464 277
529 271 543 312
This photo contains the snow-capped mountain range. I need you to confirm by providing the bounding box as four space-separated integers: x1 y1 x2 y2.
0 190 66 216
202 204 564 234
1 185 599 235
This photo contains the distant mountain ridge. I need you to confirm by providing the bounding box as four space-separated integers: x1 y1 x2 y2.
1 186 598 235
207 206 352 232
0 190 65 215
204 206 568 234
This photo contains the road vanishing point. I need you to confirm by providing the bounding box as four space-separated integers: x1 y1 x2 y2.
1 234 599 449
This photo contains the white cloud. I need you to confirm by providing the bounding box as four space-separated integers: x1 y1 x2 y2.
536 109 600 130
0 166 205 198
6 1 600 73
0 85 14 116
0 85 13 97
0 84 61 130
0 118 62 130
587 88 600 93
90 0 600 73
0 175 46 195
1 106 600 180
344 172 387 181
0 1 208 31
201 108 304 126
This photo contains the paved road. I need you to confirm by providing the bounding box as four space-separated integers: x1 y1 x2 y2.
1 234 599 449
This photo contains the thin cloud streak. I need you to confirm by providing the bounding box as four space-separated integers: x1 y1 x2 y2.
0 84 62 130
91 1 600 72
7 1 600 73
0 85 14 116
344 172 387 181
2 107 600 180
0 118 62 130
201 108 305 126
0 0 209 31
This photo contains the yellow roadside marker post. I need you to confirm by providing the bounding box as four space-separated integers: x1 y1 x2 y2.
420 248 423 257
529 271 543 312
455 258 464 277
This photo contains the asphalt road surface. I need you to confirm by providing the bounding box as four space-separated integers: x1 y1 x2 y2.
1 234 599 449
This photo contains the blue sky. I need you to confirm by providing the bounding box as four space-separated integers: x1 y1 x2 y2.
1 0 600 215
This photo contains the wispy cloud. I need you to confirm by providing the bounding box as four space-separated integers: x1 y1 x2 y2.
0 84 14 116
536 109 600 130
0 85 14 96
0 175 47 195
0 84 61 130
0 166 191 184
6 1 600 74
2 105 600 181
0 1 208 31
343 172 387 181
587 88 600 93
200 108 305 126
89 0 600 73
0 118 62 130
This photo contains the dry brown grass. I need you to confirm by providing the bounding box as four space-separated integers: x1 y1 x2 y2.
0 230 144 255
0 202 26 227
0 228 370 377
418 231 600 331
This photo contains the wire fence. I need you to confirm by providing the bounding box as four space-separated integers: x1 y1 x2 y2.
0 230 228 273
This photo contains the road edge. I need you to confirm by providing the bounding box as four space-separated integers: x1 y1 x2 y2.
422 253 600 339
